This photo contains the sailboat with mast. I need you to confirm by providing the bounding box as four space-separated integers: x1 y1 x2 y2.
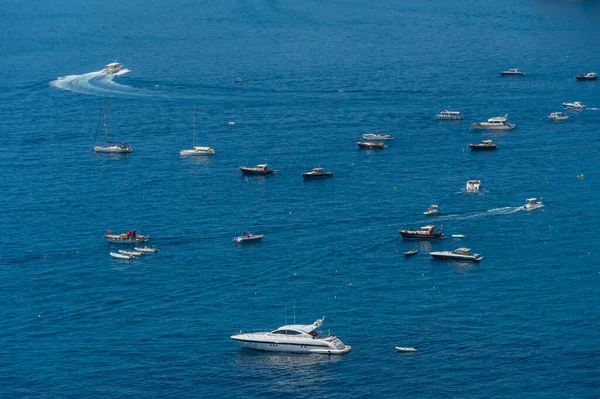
93 101 132 153
180 102 215 156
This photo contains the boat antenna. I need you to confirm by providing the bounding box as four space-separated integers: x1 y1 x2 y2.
93 103 103 143
293 301 296 325
284 304 287 325
192 102 196 147
102 101 109 143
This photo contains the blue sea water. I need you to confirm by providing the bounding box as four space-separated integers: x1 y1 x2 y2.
1 0 600 397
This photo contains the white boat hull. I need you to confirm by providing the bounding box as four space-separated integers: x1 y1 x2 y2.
94 145 132 153
469 124 514 130
110 252 132 260
231 337 351 355
524 204 544 211
395 347 418 352
430 253 482 262
180 148 215 156
135 246 159 253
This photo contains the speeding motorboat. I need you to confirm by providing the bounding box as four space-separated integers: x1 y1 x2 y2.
302 167 333 179
469 114 515 130
469 140 497 151
357 141 386 149
135 246 160 253
362 131 394 141
466 180 480 192
562 101 586 111
523 198 544 211
435 109 463 120
500 68 525 76
233 232 264 243
398 225 444 240
547 111 570 121
231 317 351 355
110 252 132 260
103 62 124 74
423 204 439 216
575 72 597 81
104 230 150 244
239 164 275 176
429 248 482 262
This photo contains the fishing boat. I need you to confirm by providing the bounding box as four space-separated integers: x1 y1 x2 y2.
404 249 418 256
104 230 150 244
118 249 142 257
500 68 525 76
302 167 333 179
423 204 439 216
466 180 480 192
469 114 515 130
523 198 544 211
180 103 215 156
574 72 597 81
231 317 351 355
93 102 132 153
135 246 160 253
435 109 463 120
395 346 418 352
103 62 124 74
469 140 497 151
233 232 264 243
362 131 394 141
357 141 386 150
239 164 275 176
547 111 570 121
398 225 444 240
562 101 586 111
430 248 482 262
110 252 132 260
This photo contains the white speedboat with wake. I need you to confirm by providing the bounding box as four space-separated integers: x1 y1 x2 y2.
523 198 543 211
231 317 351 355
429 248 482 262
562 101 586 111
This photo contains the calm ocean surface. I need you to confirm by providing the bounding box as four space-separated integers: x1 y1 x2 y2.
1 0 599 397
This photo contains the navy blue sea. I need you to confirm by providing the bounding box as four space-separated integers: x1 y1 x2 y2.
2 0 600 397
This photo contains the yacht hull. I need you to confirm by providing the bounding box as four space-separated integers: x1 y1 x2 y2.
231 337 351 355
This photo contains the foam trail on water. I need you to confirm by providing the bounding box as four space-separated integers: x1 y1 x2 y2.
50 69 155 98
431 206 524 223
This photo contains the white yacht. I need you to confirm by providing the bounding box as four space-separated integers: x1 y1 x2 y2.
423 204 439 215
547 111 570 121
500 68 525 76
430 248 482 262
435 109 463 120
103 62 124 74
466 179 480 192
562 101 586 111
231 317 351 355
523 198 543 211
470 114 515 130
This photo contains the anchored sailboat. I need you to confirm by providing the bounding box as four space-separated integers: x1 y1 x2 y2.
180 102 215 156
93 101 132 153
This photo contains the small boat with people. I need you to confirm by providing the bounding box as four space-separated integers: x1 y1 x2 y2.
398 225 444 240
562 101 586 111
103 62 124 74
575 72 597 81
469 140 497 151
239 164 275 176
469 114 515 130
403 249 418 256
110 251 132 260
231 316 351 355
93 102 132 153
435 109 463 120
395 346 418 352
302 167 333 180
233 232 264 244
357 141 386 150
547 111 570 121
523 198 544 211
362 131 394 141
500 68 525 76
423 204 439 216
466 179 480 192
135 246 159 253
104 229 150 244
118 249 142 257
429 248 482 262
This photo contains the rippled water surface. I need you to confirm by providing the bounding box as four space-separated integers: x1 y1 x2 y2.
1 0 600 397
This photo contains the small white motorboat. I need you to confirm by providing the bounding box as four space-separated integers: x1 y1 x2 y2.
404 249 418 256
523 198 543 211
575 72 597 81
562 101 586 111
395 346 418 352
362 131 394 141
103 62 124 74
135 246 160 253
435 109 463 120
430 248 482 262
110 252 132 260
500 68 525 76
119 249 142 257
233 232 264 243
466 180 480 192
234 77 243 83
548 111 570 121
469 114 515 130
423 204 439 216
452 234 465 238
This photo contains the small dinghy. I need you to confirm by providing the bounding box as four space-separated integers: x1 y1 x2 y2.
395 346 418 352
452 234 465 238
119 249 142 257
404 250 418 256
135 246 160 253
110 252 132 260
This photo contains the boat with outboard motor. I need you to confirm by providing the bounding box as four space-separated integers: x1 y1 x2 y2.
562 101 586 111
430 248 482 262
302 167 333 179
470 114 515 130
548 111 570 121
575 72 597 81
357 141 386 149
466 179 480 192
500 68 525 76
231 317 351 355
233 232 264 243
110 251 132 260
469 140 497 151
435 109 463 120
362 131 394 141
239 164 275 176
104 230 150 244
398 225 444 240
523 198 543 211
423 204 439 216
103 62 124 74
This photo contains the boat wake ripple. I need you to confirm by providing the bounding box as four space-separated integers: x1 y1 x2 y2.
50 69 156 98
430 206 524 223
